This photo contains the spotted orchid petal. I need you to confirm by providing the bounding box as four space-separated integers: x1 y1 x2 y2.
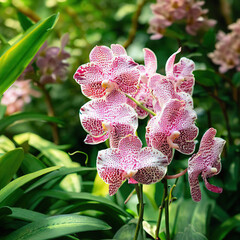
80 90 138 146
74 63 106 99
173 57 195 95
89 46 113 69
111 44 127 56
165 48 181 76
110 56 140 94
146 99 198 163
97 135 168 195
143 48 158 76
188 128 226 202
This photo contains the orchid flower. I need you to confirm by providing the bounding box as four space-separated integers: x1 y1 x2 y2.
188 128 226 202
97 135 168 195
80 90 138 148
74 44 140 99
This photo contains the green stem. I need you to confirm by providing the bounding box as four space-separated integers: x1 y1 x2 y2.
134 184 144 240
155 182 167 239
163 179 170 240
125 93 156 116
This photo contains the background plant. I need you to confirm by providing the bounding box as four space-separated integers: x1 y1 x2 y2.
0 0 239 239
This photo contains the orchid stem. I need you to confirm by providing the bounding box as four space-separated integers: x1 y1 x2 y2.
164 179 170 240
155 181 167 239
125 93 156 116
134 184 144 240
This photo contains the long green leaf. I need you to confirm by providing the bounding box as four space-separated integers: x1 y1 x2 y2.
5 214 111 240
212 213 240 240
33 189 130 217
0 14 59 95
0 166 60 206
25 167 96 193
0 148 24 189
0 206 46 222
0 112 64 132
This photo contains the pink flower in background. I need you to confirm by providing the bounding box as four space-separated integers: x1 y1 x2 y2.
127 48 156 119
148 0 216 40
36 34 70 84
188 128 226 202
74 44 140 99
146 99 198 163
80 90 138 148
209 19 240 73
2 80 40 115
97 135 168 195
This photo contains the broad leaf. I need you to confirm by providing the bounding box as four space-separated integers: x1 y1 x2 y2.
0 112 64 133
0 166 60 206
0 14 59 95
174 225 207 240
0 148 24 189
5 214 111 240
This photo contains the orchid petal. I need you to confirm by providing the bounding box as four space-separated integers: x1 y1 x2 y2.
143 48 157 75
165 47 181 76
111 44 127 56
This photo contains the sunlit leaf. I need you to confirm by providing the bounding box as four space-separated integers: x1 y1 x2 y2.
0 14 59 95
0 148 24 189
0 166 60 206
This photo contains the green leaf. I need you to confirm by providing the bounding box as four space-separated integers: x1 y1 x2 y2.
33 189 130 217
0 13 59 95
194 69 221 87
232 72 240 87
25 167 95 193
114 219 145 240
212 214 240 240
202 28 216 51
0 148 24 189
174 225 208 240
5 214 111 240
21 153 46 174
0 166 60 206
0 135 15 152
0 206 46 222
17 12 34 31
0 112 64 133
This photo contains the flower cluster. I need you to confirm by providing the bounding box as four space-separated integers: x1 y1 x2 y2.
19 33 70 84
2 34 70 115
209 19 240 73
148 0 216 40
1 80 40 115
74 44 225 201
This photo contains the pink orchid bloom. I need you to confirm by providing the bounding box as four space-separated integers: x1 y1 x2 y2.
188 128 226 202
80 90 138 148
97 135 168 196
165 48 195 95
149 74 193 112
74 44 140 99
146 99 198 163
127 48 156 119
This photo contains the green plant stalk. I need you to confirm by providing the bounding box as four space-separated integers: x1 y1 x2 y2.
155 181 167 240
125 93 156 116
134 184 144 240
164 179 170 240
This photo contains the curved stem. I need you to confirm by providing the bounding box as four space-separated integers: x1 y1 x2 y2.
134 184 144 240
125 93 156 116
37 83 59 144
164 168 187 179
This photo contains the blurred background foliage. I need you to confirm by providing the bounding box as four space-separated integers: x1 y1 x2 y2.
0 0 240 239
